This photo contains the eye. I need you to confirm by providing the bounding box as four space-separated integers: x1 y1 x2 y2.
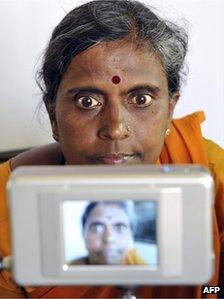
131 94 153 108
89 223 105 234
76 96 102 109
114 223 128 233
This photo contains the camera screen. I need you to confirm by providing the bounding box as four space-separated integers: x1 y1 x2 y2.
62 200 157 267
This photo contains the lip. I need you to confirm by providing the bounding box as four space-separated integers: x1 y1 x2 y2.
91 153 140 165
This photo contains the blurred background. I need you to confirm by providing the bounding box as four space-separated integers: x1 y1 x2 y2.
0 0 223 159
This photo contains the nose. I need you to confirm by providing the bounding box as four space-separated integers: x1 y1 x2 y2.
98 105 131 141
103 227 117 243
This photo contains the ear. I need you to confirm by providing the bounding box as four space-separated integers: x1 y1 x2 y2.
82 228 88 246
46 104 60 142
167 91 180 127
51 117 60 142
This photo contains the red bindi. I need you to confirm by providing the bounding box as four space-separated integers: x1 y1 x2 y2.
112 75 121 84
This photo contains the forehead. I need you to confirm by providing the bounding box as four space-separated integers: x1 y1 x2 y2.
87 203 129 223
58 39 168 92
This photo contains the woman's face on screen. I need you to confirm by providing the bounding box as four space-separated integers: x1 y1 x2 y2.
83 203 134 265
51 39 178 165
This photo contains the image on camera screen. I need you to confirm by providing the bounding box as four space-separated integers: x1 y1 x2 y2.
62 200 157 267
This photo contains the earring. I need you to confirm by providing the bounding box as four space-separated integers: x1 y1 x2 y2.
165 128 170 136
52 133 59 142
126 125 131 132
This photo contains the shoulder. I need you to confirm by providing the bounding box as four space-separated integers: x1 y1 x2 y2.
1 143 63 187
204 139 224 240
0 142 63 254
0 160 11 190
204 138 224 168
10 142 63 170
203 138 224 196
1 142 63 184
70 256 89 265
203 138 224 185
203 137 224 193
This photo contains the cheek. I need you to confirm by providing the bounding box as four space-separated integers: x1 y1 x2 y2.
56 105 97 146
133 102 169 162
134 102 168 141
57 106 85 137
116 232 134 250
86 234 102 250
117 233 134 248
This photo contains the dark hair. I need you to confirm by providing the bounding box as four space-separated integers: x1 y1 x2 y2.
81 201 135 231
37 0 188 116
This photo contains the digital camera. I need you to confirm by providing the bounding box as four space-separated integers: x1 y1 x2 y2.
7 164 214 286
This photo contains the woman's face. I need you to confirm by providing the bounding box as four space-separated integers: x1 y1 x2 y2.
83 203 134 265
52 39 179 165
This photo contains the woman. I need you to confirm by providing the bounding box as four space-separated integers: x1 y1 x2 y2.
0 0 223 298
70 201 146 266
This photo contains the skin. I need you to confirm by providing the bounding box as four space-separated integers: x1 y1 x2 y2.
51 38 179 165
83 203 134 264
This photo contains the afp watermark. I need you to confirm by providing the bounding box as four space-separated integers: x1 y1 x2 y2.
202 286 220 294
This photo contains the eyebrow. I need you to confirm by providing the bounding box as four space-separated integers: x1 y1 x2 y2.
90 221 104 226
66 84 161 97
89 220 129 226
127 84 161 95
67 87 106 97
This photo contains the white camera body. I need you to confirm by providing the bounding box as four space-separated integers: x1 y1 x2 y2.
7 165 214 286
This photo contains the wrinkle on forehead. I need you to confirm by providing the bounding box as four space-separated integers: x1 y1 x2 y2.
65 38 165 84
56 37 169 100
88 203 129 223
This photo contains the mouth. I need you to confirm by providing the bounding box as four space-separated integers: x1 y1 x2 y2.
90 153 142 165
